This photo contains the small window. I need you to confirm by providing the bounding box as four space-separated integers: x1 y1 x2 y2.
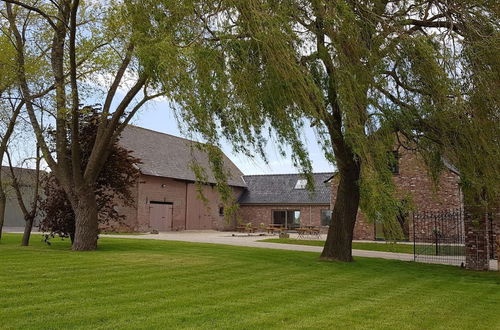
321 210 333 226
219 206 224 217
294 179 307 189
388 151 400 174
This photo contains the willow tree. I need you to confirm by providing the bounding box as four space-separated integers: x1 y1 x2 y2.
131 1 498 261
1 0 169 250
395 8 500 268
395 6 500 211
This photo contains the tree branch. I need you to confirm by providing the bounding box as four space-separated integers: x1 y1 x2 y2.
5 3 57 170
69 0 82 185
1 0 57 29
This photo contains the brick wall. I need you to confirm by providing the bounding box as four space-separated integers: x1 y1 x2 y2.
104 174 244 232
238 204 330 229
330 149 462 241
493 221 499 260
100 181 140 233
394 150 462 211
464 206 492 270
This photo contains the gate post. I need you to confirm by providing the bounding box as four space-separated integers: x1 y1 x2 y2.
464 205 490 271
492 208 499 271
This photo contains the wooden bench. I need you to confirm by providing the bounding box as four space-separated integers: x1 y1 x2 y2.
296 226 321 239
266 224 284 234
236 225 257 233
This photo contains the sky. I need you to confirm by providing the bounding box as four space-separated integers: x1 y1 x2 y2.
129 99 334 176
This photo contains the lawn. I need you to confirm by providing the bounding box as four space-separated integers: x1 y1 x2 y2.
260 238 415 253
1 234 499 329
259 238 465 255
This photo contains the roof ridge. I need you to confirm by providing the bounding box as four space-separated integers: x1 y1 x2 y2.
243 172 334 177
1 165 41 172
126 124 204 145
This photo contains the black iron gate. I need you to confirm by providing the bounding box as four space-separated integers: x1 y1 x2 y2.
413 209 465 266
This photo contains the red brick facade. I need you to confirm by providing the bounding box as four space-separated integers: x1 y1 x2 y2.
332 149 462 240
238 204 330 229
104 148 463 239
237 150 462 240
103 174 244 232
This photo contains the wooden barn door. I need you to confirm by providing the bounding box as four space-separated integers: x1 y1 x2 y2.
149 203 173 232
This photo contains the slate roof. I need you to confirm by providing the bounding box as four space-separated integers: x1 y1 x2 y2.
238 172 334 205
118 125 246 187
1 166 43 186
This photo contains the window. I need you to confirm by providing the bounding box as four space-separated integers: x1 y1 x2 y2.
294 179 307 189
321 210 332 226
272 210 301 229
388 151 400 174
218 206 224 217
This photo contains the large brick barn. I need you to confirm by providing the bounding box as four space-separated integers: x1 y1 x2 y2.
107 125 465 240
108 126 247 232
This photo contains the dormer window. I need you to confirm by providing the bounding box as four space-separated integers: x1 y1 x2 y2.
294 179 307 189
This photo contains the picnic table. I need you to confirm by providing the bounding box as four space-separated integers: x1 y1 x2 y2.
296 226 321 239
266 224 284 234
236 225 257 233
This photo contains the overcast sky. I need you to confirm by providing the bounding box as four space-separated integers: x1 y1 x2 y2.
130 99 334 176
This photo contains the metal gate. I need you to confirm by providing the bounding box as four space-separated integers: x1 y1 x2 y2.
413 209 465 266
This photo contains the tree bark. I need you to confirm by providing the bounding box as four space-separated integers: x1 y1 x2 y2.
21 215 34 246
0 192 6 240
71 186 99 251
321 164 361 262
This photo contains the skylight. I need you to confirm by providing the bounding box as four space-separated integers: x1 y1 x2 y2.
294 179 307 189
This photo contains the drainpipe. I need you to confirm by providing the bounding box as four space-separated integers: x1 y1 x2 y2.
185 182 188 230
309 206 312 226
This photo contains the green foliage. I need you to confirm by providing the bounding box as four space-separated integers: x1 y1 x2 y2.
126 1 499 232
0 35 17 93
393 10 500 208
129 2 460 225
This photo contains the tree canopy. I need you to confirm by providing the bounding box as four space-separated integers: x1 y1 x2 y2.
129 0 499 259
40 107 141 243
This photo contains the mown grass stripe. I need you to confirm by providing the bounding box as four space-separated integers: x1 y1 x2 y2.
1 233 499 329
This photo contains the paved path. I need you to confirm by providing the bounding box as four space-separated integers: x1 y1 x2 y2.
5 228 497 270
100 230 498 270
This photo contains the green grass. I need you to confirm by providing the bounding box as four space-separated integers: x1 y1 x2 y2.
100 232 146 236
260 238 416 253
1 233 499 329
259 238 466 256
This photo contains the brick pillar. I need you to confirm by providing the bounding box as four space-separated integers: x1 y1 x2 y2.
492 208 500 271
464 206 490 271
496 224 499 271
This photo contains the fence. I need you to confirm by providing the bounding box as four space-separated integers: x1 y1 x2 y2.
412 209 466 266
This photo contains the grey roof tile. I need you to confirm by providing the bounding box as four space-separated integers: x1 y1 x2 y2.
118 126 246 187
239 172 334 204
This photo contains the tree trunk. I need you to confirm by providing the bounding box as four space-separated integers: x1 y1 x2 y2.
71 186 99 251
21 215 35 246
0 192 6 240
321 165 361 262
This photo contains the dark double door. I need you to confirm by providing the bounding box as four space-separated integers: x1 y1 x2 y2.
273 210 300 229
